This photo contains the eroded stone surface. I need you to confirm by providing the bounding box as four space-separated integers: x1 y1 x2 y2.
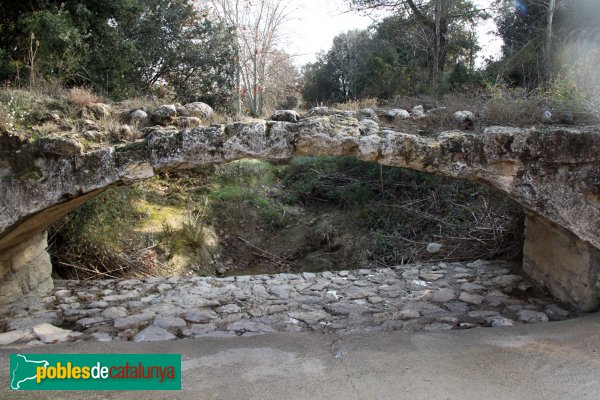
523 213 600 311
0 260 572 346
133 326 176 342
0 232 53 306
33 323 77 344
0 329 33 345
1 117 599 255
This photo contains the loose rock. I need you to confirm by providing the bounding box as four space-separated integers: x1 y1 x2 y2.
130 109 148 123
411 105 425 118
516 310 549 323
426 243 442 254
0 330 33 345
152 105 177 124
459 292 485 305
185 102 213 119
113 313 154 329
134 326 176 342
153 315 187 329
386 109 410 120
33 323 76 344
270 110 300 123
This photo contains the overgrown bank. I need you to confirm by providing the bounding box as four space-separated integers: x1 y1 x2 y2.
49 157 524 279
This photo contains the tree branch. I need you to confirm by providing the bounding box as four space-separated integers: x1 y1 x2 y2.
404 0 434 29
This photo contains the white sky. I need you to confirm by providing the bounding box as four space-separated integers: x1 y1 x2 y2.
282 0 503 68
282 0 378 66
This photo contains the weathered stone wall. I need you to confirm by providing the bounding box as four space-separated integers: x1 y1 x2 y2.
523 213 600 311
0 231 53 304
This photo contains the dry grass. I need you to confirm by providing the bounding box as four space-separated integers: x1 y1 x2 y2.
53 247 171 280
483 98 542 127
333 98 380 111
49 185 182 280
0 102 13 130
95 116 131 142
378 87 599 135
31 121 60 136
370 192 524 266
301 93 549 135
282 157 524 270
68 87 99 107
377 95 474 134
207 111 243 125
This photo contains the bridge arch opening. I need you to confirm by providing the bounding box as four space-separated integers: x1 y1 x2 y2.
48 157 525 280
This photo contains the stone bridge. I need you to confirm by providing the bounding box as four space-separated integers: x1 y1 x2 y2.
1 108 599 310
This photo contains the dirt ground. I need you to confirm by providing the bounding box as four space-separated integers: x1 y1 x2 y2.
3 313 600 399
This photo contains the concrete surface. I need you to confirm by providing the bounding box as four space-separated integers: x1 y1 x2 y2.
2 313 600 399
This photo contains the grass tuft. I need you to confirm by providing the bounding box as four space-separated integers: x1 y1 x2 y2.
68 87 99 107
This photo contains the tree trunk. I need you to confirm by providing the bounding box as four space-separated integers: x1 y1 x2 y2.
438 19 447 76
252 48 259 116
235 46 242 115
405 0 448 97
544 0 556 82
432 0 441 97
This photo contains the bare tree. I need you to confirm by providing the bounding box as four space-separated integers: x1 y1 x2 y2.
28 32 39 91
263 50 301 110
208 0 291 116
544 0 556 80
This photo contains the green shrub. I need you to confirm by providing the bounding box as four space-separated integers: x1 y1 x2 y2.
208 183 289 228
160 207 206 257
209 184 250 202
280 156 523 264
48 186 147 278
282 157 395 207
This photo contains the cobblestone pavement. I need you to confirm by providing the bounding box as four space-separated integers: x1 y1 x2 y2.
0 260 573 346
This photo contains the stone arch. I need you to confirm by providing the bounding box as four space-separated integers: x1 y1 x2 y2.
1 111 599 309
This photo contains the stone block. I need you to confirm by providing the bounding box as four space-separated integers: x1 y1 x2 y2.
523 213 600 311
0 232 53 306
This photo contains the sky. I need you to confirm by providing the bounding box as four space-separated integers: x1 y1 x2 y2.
282 0 503 68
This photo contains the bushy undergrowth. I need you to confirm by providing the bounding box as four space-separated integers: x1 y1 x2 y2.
48 186 164 279
49 157 524 278
281 157 524 265
0 85 110 129
160 207 207 257
208 159 291 228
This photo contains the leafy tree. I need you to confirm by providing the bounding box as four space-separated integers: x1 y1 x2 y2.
0 0 237 107
125 1 237 108
302 28 410 103
327 30 373 101
372 14 434 94
301 30 374 103
493 0 548 88
347 0 487 96
68 0 144 97
359 49 400 98
493 0 600 90
301 9 482 103
19 7 85 86
301 55 339 104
